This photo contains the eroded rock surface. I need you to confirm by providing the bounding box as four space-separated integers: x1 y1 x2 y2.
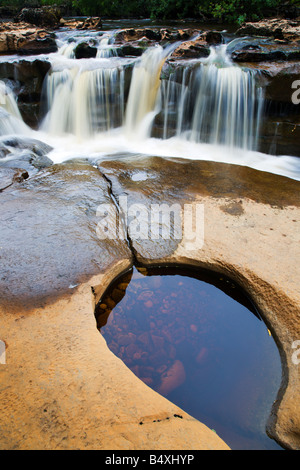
236 18 300 42
98 156 300 450
0 156 299 450
0 22 57 55
0 160 132 310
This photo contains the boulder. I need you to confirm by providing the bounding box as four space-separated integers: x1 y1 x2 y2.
62 17 102 31
0 167 28 191
200 30 223 45
114 28 200 46
114 28 152 43
236 18 300 42
0 59 52 128
0 135 52 153
117 44 146 57
0 24 58 55
171 39 210 59
18 36 58 55
74 42 98 59
231 43 300 62
157 360 186 396
76 17 102 30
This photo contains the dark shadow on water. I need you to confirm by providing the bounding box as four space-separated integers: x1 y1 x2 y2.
95 265 283 450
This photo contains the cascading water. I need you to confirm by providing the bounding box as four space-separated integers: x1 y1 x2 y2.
96 32 118 58
124 45 172 140
51 41 262 150
0 81 29 136
41 62 126 139
2 26 298 181
159 45 264 150
56 30 118 59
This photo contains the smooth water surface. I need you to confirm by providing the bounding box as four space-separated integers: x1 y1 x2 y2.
96 266 283 450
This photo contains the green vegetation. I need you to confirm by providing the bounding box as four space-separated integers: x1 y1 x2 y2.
0 0 299 24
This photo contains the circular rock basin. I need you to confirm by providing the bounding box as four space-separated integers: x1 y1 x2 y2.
95 266 283 450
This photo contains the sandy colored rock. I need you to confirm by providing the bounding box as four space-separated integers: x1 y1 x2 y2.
236 18 300 42
0 261 229 450
99 156 300 450
0 23 57 55
0 157 299 450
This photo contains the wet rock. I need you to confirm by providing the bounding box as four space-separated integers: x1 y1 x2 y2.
0 136 53 175
231 42 300 62
0 59 51 127
29 153 53 169
76 17 102 30
98 156 300 264
151 334 165 349
60 17 102 31
125 342 140 357
0 151 53 174
171 39 210 59
259 119 300 157
157 360 186 396
160 29 182 42
196 347 208 364
117 44 146 57
144 29 162 42
118 333 136 346
0 23 58 55
74 42 98 59
259 61 300 103
200 30 223 45
138 332 151 348
18 36 57 55
0 146 9 159
0 161 132 305
141 377 153 386
236 18 300 42
114 29 151 43
115 28 200 45
0 167 28 191
0 136 53 156
111 287 125 303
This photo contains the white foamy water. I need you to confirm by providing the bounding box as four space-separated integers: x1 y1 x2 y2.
32 128 299 181
0 36 299 182
0 81 30 136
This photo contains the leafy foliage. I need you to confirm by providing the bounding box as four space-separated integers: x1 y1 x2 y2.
0 0 299 23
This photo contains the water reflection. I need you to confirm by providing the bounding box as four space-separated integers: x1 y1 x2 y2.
96 265 283 450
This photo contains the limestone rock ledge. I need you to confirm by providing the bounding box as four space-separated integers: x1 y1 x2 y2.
0 22 57 55
0 262 229 450
0 157 299 450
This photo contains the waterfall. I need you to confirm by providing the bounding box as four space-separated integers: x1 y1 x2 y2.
96 32 118 58
41 42 263 150
34 34 300 181
58 42 76 59
57 30 118 60
0 81 29 136
41 64 126 139
159 45 264 150
124 44 179 140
